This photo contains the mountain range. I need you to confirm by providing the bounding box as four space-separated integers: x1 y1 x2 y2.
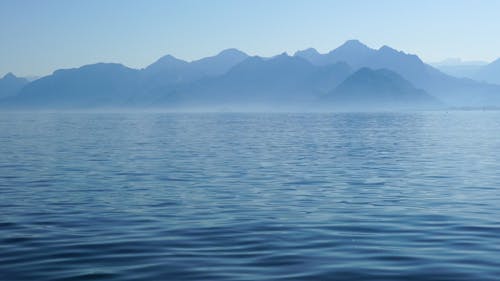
1 40 499 110
434 58 500 85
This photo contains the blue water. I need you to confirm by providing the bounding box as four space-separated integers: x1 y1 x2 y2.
1 112 500 281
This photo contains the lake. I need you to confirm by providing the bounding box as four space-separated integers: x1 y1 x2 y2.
1 111 500 280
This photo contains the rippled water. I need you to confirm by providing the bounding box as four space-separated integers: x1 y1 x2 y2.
1 112 500 281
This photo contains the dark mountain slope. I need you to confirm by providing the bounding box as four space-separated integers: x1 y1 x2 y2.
325 68 441 109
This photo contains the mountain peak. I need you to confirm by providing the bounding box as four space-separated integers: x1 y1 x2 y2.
156 54 186 64
338 39 370 50
294 48 320 57
0 72 30 99
188 48 249 76
375 45 424 65
145 54 189 73
378 45 400 53
322 39 376 67
3 72 16 79
329 40 374 55
328 67 439 109
269 52 291 60
217 48 247 57
293 48 324 65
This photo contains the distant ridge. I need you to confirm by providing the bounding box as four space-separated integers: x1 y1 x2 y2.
9 63 141 108
473 58 500 85
0 73 29 99
326 68 440 109
295 41 500 106
2 40 500 110
190 48 249 76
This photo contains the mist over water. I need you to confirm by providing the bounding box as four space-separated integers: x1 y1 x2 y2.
1 112 500 280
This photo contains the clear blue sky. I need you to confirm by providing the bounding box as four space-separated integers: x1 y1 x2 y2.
1 0 500 77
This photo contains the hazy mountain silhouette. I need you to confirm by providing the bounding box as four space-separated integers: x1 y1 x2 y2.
2 41 500 110
142 55 203 85
10 63 141 108
325 40 376 67
154 54 352 108
432 59 487 79
0 73 28 99
432 58 500 99
296 40 500 106
325 68 440 109
296 41 435 87
473 58 500 85
295 40 375 67
190 48 249 76
142 49 248 83
135 49 250 103
293 48 324 65
4 50 252 109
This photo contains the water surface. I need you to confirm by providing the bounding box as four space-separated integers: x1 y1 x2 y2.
1 112 500 280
